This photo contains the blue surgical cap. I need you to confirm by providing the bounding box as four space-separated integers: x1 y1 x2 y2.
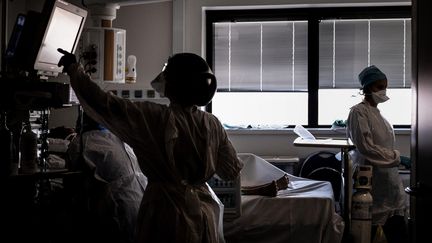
358 65 387 88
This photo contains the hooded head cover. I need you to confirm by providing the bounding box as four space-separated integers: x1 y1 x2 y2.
358 65 387 89
151 53 217 106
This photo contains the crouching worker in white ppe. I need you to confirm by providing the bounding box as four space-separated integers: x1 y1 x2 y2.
67 111 148 243
58 49 243 243
347 65 408 243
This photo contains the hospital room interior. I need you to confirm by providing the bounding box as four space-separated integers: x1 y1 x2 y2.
1 0 432 242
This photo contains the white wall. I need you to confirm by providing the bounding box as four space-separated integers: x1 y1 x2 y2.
111 1 172 90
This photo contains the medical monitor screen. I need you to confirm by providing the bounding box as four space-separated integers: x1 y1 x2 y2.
33 0 87 76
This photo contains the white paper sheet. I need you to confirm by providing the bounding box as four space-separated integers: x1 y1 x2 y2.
294 124 316 140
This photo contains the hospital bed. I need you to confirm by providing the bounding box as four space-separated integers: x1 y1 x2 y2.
223 153 344 243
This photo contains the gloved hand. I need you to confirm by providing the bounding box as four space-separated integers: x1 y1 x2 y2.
400 155 411 169
57 48 77 74
332 119 347 128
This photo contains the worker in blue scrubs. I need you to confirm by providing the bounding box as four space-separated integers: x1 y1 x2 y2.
347 65 408 243
58 49 243 243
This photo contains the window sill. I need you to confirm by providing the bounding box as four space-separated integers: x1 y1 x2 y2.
226 127 411 136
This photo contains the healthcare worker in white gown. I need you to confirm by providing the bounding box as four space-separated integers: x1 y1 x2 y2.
58 49 243 243
347 65 408 243
67 111 148 243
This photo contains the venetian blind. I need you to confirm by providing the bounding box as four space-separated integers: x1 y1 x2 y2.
319 19 411 89
214 21 308 91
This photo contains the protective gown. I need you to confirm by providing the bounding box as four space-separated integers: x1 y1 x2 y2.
67 64 243 243
67 129 148 243
347 101 406 225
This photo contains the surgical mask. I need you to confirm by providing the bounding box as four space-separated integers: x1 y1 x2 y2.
371 89 389 103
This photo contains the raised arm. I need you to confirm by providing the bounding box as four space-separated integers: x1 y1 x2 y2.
57 47 167 155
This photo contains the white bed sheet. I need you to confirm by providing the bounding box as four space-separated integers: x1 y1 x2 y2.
223 153 345 243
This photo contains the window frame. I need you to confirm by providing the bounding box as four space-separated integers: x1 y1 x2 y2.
205 6 411 128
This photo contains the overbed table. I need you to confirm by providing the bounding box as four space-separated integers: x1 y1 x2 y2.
293 137 355 239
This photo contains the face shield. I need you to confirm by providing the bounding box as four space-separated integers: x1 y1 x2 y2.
150 63 168 96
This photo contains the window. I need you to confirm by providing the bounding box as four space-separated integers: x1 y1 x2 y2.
212 92 308 127
206 6 411 128
212 21 308 127
318 18 411 125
